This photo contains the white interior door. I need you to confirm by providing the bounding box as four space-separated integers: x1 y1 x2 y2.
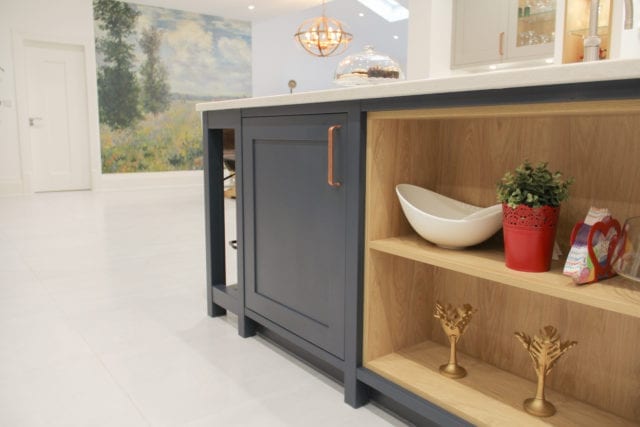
25 41 90 192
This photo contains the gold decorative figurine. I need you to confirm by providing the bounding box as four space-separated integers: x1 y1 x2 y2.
515 326 577 417
434 302 476 379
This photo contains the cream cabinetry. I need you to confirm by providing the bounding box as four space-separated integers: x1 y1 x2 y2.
453 0 509 66
453 0 556 67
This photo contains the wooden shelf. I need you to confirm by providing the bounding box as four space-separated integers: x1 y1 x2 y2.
366 340 635 427
368 234 640 319
569 26 610 37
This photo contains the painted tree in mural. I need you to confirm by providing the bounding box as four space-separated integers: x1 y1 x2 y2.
93 1 250 173
140 26 171 115
94 0 142 129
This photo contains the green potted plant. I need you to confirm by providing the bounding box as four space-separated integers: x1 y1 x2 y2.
497 161 573 272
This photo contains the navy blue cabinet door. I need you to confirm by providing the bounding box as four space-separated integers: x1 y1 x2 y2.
242 114 348 359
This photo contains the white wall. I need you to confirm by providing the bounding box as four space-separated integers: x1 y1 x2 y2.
252 0 409 96
0 0 102 195
611 0 640 58
3 0 635 195
1 0 413 194
407 0 453 80
0 0 207 196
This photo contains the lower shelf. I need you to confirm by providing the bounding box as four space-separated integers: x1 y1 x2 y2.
211 283 239 314
365 340 634 426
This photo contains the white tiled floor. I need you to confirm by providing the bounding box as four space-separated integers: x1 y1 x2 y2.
0 188 407 427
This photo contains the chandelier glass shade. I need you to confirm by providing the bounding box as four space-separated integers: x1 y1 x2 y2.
294 13 353 57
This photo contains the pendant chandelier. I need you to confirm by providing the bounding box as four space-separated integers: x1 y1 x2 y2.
294 1 353 57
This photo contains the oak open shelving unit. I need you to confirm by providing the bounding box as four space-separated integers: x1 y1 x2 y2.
362 100 640 425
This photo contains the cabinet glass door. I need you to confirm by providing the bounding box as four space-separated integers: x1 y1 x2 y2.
509 0 556 59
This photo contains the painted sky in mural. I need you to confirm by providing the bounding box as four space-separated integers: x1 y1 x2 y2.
95 2 251 99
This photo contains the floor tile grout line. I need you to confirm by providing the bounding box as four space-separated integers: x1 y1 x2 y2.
29 246 154 426
93 351 154 427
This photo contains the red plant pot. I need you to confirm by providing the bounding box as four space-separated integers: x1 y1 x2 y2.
502 204 560 272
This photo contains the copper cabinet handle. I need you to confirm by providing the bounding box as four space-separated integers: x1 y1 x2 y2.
327 125 342 187
499 32 505 57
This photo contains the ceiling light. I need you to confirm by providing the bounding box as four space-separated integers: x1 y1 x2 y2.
489 65 497 70
294 1 353 57
393 35 399 40
545 58 554 64
248 5 255 10
358 12 365 17
356 0 409 22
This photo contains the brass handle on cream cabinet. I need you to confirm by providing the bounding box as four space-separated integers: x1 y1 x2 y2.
327 124 342 187
499 32 505 57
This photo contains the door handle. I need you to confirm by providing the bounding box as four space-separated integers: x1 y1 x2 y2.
499 32 505 57
29 117 43 127
327 124 342 187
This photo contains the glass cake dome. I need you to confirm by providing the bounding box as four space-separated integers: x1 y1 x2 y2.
334 45 404 86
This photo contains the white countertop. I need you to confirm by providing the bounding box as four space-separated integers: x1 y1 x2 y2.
196 59 640 112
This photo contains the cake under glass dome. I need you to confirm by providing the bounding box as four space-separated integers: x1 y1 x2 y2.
334 45 404 86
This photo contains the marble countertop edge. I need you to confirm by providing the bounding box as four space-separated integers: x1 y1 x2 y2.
196 59 640 112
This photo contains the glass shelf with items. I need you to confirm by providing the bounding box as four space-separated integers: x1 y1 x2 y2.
518 9 555 22
517 0 556 17
516 0 556 48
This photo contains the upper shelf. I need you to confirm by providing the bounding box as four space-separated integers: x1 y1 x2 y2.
518 9 555 24
368 234 640 318
569 26 611 37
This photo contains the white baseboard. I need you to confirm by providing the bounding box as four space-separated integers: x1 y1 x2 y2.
0 179 25 196
0 172 205 195
97 170 204 191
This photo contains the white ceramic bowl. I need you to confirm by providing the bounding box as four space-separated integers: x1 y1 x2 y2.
396 184 503 249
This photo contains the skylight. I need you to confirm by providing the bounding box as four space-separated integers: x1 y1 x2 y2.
356 0 409 22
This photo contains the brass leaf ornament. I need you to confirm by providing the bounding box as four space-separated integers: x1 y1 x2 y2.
434 302 477 379
515 326 577 417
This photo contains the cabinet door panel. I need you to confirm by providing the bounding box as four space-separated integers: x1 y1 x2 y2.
243 114 347 359
453 0 509 66
453 0 555 67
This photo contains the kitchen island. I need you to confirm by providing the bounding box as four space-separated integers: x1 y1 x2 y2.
198 59 640 426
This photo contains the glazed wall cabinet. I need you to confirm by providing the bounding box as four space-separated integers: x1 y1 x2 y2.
453 0 556 67
361 100 640 425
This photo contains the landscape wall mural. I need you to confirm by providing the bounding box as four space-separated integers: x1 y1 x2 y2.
93 0 251 173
